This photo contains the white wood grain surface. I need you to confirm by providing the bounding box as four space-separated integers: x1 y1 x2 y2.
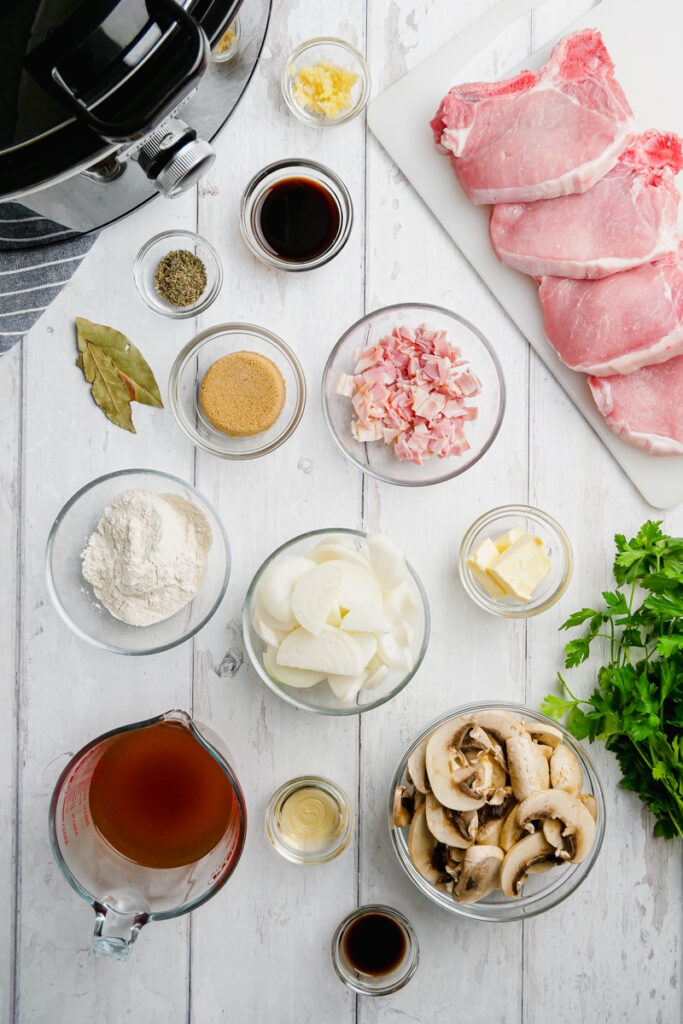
3 1 681 1022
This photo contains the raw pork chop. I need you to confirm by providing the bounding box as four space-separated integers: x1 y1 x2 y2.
539 248 683 376
430 29 635 205
589 357 683 456
490 132 683 278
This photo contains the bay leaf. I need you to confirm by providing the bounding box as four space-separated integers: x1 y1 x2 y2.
75 317 163 408
76 338 135 433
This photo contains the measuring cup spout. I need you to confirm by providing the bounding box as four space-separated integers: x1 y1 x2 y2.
92 904 149 962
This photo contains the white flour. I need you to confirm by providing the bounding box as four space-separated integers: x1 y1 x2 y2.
81 489 213 626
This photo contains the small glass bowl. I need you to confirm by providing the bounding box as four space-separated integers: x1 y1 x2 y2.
168 322 306 460
211 15 241 64
389 702 605 922
239 158 353 272
282 37 371 127
331 905 419 996
323 302 505 487
45 469 231 656
133 230 223 319
242 528 430 716
265 776 354 865
458 504 573 618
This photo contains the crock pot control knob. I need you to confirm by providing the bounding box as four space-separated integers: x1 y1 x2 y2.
136 118 216 199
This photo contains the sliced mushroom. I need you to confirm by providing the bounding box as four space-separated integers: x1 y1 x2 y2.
449 719 476 748
406 737 430 794
408 804 445 883
392 786 414 828
579 793 597 821
476 815 504 847
500 832 557 897
453 845 504 904
452 808 479 842
452 722 508 772
444 846 465 881
425 720 482 810
535 743 554 762
480 788 515 819
436 879 455 895
516 790 596 864
500 802 524 852
481 755 508 798
549 744 582 796
424 792 474 848
506 731 550 801
525 722 563 749
414 789 426 811
542 818 572 861
460 752 507 801
527 859 556 875
469 709 526 742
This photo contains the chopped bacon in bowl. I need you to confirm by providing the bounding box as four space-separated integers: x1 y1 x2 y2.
323 302 505 488
335 324 482 464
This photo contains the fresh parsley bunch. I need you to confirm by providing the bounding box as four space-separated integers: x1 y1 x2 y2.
542 521 683 839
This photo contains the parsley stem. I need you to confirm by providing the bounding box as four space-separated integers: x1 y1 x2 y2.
594 633 630 656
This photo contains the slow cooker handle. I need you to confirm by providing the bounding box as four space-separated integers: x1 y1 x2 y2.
50 0 209 144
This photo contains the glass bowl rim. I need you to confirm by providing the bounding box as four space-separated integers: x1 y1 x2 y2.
45 467 231 656
239 157 354 272
168 321 307 459
133 229 223 320
330 902 420 995
242 526 431 716
265 774 354 864
281 36 371 127
321 301 506 487
388 700 606 922
458 504 573 618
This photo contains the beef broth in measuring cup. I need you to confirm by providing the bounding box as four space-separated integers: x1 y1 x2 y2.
89 719 237 869
49 710 246 960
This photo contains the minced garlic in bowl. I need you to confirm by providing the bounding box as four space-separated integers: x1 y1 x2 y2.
282 38 371 126
293 61 358 118
212 17 240 63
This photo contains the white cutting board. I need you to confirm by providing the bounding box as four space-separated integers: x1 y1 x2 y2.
368 0 683 509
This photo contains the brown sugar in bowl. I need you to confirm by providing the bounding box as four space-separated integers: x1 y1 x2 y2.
200 351 286 437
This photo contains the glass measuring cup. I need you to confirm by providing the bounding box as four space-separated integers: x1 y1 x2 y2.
49 709 247 961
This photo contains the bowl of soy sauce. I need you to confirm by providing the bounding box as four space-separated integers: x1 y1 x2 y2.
240 158 353 271
331 904 419 996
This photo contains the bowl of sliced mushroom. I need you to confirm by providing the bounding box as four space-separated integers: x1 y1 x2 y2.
389 702 605 921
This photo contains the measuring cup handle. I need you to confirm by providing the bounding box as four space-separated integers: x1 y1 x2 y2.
92 904 149 961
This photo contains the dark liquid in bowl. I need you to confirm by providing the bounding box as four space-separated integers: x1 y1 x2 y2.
342 912 407 976
254 177 340 262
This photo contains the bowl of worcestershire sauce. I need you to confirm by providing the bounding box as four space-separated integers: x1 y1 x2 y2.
240 158 353 271
331 905 419 995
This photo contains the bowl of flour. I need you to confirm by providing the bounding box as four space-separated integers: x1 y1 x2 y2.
46 469 230 655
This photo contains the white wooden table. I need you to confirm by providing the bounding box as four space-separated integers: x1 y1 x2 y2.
2 2 681 1021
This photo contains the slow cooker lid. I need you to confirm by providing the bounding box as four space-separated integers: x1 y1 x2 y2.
0 0 239 154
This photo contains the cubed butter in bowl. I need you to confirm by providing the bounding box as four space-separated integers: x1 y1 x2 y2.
459 506 571 618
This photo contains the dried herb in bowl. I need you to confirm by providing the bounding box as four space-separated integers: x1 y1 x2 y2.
154 249 207 307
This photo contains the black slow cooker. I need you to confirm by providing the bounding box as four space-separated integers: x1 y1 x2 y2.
0 0 271 248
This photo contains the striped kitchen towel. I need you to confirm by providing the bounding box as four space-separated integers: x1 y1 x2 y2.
0 203 97 353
